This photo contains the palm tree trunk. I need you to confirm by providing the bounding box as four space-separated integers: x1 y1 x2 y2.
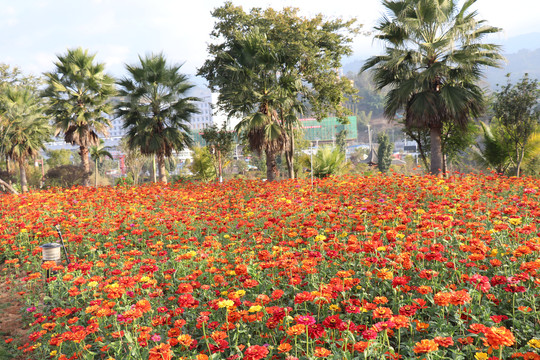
95 159 99 187
430 126 443 176
80 146 91 186
218 150 223 183
265 149 278 182
285 130 295 179
6 155 11 174
157 154 167 183
0 177 18 194
152 155 157 183
19 158 28 193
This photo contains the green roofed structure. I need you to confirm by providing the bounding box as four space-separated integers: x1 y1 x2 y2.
299 116 357 143
190 116 358 147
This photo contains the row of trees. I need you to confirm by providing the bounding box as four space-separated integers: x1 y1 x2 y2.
0 49 200 193
1 2 363 191
2 0 539 193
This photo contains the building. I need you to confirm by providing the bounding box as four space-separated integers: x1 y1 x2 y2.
299 116 358 143
190 87 214 131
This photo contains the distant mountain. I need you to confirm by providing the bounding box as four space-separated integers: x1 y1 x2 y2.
342 32 540 91
484 48 540 89
500 32 540 53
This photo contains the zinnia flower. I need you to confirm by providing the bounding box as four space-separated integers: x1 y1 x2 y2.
485 326 515 349
148 343 172 360
413 339 439 353
244 345 269 360
313 347 332 358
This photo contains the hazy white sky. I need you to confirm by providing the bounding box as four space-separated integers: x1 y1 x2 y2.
1 0 539 79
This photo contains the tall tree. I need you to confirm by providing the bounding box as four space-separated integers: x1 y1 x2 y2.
377 132 393 173
2 86 51 192
362 0 502 176
43 48 115 186
198 2 359 180
492 74 540 177
116 54 199 184
0 64 42 175
201 123 234 183
89 139 113 187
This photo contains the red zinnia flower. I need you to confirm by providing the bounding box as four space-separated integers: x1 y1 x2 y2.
244 345 269 360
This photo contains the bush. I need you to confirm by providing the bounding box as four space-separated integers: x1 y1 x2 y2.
43 165 86 188
115 175 134 187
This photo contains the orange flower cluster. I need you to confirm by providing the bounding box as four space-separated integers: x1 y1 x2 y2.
0 174 538 359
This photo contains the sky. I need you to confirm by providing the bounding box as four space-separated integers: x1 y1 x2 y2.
1 0 540 81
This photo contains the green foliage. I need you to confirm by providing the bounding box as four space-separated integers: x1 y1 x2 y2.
344 72 385 119
119 137 147 185
302 146 348 178
377 132 393 173
116 53 199 183
492 74 540 176
189 147 216 182
89 139 113 187
44 164 85 188
404 120 481 174
45 149 72 168
1 85 51 192
43 47 115 186
336 129 348 154
473 120 512 174
362 0 503 175
198 3 360 180
115 174 134 187
202 123 234 180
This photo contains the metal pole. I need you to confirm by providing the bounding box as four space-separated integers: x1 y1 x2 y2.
310 142 313 186
54 225 70 265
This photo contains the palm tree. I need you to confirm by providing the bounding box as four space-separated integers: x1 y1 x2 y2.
215 29 290 181
2 86 51 192
473 121 512 174
301 146 348 179
362 0 502 176
89 139 113 187
115 54 198 184
43 47 116 186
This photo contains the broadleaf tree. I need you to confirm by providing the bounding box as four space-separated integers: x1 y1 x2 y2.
198 2 360 180
201 123 234 183
492 74 540 177
377 132 393 173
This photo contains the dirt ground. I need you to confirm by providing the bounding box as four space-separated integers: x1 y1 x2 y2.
0 278 30 360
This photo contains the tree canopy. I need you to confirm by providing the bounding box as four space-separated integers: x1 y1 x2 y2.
198 2 360 180
362 0 502 176
116 53 199 183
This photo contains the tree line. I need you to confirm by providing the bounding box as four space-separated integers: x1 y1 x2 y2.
1 0 539 194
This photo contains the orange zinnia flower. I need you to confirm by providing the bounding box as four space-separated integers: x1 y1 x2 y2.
314 347 332 358
413 339 439 353
277 343 292 353
177 334 193 347
373 307 393 319
149 343 172 360
433 292 452 306
286 324 305 336
450 289 471 305
485 326 515 349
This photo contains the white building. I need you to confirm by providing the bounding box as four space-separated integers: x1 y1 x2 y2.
189 87 214 131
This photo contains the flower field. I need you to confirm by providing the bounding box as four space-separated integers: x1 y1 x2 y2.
1 174 540 360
